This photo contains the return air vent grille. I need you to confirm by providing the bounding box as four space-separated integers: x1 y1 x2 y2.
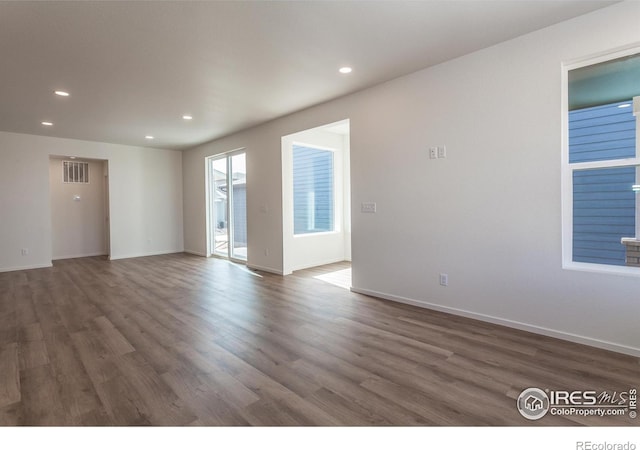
63 161 89 184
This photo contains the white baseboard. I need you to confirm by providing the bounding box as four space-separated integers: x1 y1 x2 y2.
246 263 283 275
52 252 107 260
109 249 184 261
0 262 53 273
350 286 640 358
291 257 349 273
183 249 207 257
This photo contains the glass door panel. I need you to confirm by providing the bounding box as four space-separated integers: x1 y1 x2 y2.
230 153 247 260
212 158 228 257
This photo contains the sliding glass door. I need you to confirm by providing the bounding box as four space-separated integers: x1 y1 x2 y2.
208 151 247 261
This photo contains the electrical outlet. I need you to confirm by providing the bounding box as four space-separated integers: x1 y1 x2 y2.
361 202 377 213
439 273 448 286
429 147 437 159
21 248 28 256
264 248 269 256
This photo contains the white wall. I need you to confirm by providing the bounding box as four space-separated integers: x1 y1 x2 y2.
184 128 287 271
0 131 183 271
182 2 640 355
49 157 107 259
282 124 350 274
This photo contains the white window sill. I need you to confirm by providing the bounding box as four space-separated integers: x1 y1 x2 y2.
294 231 340 238
563 261 640 277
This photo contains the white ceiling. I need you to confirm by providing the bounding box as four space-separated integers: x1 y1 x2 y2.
0 1 617 150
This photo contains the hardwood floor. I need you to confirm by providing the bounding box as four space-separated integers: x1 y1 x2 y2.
0 253 637 426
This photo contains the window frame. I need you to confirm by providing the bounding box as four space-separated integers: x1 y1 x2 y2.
561 44 640 276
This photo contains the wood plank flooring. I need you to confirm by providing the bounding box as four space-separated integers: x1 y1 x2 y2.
0 253 637 426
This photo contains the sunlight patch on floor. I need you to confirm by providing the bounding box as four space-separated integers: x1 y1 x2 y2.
221 258 263 277
313 268 352 290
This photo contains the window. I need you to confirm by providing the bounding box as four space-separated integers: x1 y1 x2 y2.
564 50 640 271
570 101 636 266
293 144 334 235
63 161 89 184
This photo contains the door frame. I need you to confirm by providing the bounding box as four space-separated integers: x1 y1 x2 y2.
205 149 247 263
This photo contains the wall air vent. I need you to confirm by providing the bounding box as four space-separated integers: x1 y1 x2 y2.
63 161 89 184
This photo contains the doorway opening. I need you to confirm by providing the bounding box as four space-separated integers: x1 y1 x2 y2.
207 150 247 262
49 156 110 260
281 119 351 277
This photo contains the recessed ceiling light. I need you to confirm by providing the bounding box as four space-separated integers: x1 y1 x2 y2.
54 90 70 97
182 115 193 120
145 135 154 140
339 67 352 74
69 156 77 159
41 121 53 126
618 103 631 108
